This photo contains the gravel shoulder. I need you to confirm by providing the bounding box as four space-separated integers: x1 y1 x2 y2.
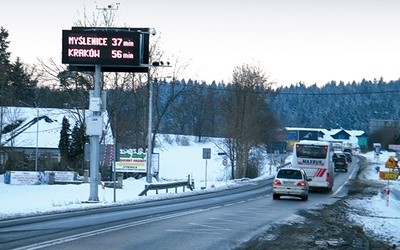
235 156 393 250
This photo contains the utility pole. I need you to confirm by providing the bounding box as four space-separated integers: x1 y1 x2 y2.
87 2 119 202
88 65 102 202
146 78 153 183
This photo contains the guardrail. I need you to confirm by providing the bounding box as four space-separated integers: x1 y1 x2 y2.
139 175 194 196
278 162 292 169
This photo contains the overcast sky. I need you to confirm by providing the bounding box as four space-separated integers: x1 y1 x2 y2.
2 0 400 86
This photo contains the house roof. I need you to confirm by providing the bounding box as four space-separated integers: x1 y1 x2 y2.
0 107 113 149
284 127 365 147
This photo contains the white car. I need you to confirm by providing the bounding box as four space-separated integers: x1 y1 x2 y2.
273 167 311 201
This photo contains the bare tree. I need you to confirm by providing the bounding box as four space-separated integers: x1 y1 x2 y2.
221 63 277 179
146 34 191 153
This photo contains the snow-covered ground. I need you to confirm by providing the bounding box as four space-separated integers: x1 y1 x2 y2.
0 136 251 219
347 150 400 246
1 137 399 246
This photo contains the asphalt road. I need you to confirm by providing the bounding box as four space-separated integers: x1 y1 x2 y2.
0 161 358 250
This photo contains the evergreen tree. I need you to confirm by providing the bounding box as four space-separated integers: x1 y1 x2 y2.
9 57 37 104
70 122 88 174
0 27 11 106
0 26 10 65
58 116 71 169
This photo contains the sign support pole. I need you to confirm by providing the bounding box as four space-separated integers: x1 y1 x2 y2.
88 64 101 202
146 78 153 183
205 159 208 189
202 148 211 189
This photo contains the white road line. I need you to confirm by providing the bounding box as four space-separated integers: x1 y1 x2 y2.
210 217 248 224
13 209 204 250
189 223 232 230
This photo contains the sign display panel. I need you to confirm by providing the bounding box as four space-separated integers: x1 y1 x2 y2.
62 27 150 71
62 29 140 66
203 148 211 159
115 153 147 173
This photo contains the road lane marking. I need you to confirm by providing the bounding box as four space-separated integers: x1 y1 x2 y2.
12 209 205 250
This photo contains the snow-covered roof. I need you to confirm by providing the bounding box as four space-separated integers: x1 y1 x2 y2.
285 127 365 147
344 129 366 137
285 127 365 137
0 107 113 149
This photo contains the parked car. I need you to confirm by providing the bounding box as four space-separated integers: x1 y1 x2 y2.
343 152 352 163
333 153 348 172
273 167 311 201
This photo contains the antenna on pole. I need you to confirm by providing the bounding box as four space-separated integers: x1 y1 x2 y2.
95 2 120 27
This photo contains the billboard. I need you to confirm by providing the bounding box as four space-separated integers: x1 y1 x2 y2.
115 153 147 173
4 171 43 185
62 27 150 72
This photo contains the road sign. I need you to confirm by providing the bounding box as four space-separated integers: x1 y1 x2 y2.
62 27 150 72
385 156 398 169
379 171 398 180
203 148 211 159
222 159 228 166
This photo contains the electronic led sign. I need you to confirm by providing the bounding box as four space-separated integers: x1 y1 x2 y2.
62 27 150 72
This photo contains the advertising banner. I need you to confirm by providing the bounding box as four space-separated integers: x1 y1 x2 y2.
5 171 43 185
115 153 146 173
45 171 77 182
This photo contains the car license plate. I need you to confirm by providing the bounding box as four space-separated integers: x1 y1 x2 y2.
285 181 295 185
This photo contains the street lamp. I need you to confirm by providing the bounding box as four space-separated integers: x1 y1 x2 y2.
146 78 154 183
19 101 39 172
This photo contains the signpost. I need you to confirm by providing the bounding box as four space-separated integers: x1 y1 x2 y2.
62 26 151 202
115 153 147 173
202 148 211 189
383 156 398 206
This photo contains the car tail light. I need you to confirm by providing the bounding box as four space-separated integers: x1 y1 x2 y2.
297 181 306 187
273 179 282 185
345 159 348 164
326 173 331 184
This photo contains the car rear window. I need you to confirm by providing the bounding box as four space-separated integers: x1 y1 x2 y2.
277 170 302 179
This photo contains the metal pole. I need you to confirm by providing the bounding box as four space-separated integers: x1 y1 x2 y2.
35 107 39 172
205 159 208 188
113 139 117 202
113 108 117 201
146 78 153 183
89 65 101 202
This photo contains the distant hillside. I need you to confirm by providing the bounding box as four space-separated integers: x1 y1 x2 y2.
268 78 400 133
